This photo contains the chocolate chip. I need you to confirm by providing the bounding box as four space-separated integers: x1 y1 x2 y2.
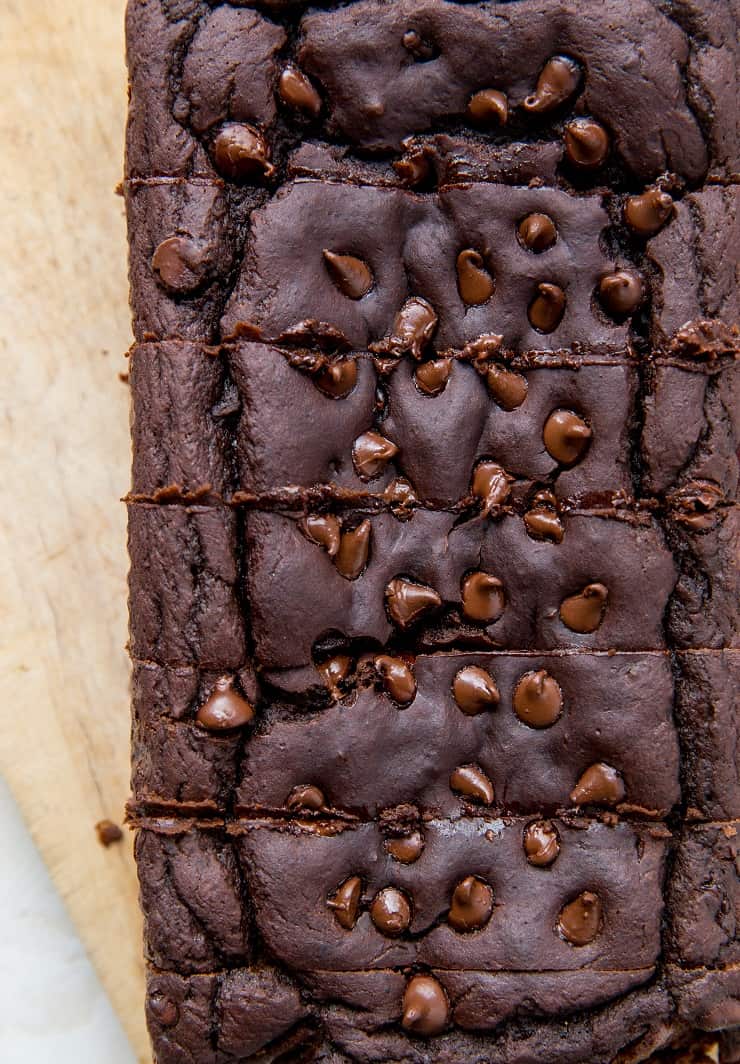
461 333 504 363
383 477 419 518
471 461 513 514
543 409 591 465
570 762 625 806
314 358 358 398
415 358 452 396
334 520 371 580
370 887 412 936
402 29 436 61
528 282 566 332
453 665 500 715
461 571 506 624
95 820 123 847
485 365 528 410
598 269 645 318
558 890 602 946
518 213 557 253
393 149 431 188
327 876 362 930
322 250 374 300
448 875 494 932
523 55 581 114
278 65 322 117
385 577 442 628
317 655 352 699
386 830 424 863
450 763 494 804
524 507 564 543
149 994 179 1028
196 676 255 730
559 582 608 632
373 297 438 359
402 974 449 1037
564 118 610 169
212 123 275 182
467 88 508 126
513 670 563 728
375 655 417 706
151 236 208 294
624 189 674 235
456 249 495 305
523 820 560 867
300 514 341 556
352 431 398 479
286 783 326 812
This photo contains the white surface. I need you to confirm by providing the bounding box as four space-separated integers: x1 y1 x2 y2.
0 776 136 1063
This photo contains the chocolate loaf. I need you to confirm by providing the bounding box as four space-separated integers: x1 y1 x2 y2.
124 1 739 1061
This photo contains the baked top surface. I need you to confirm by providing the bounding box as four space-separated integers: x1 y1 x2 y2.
124 1 739 1061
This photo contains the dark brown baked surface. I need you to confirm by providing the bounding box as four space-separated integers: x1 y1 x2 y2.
124 1 739 1060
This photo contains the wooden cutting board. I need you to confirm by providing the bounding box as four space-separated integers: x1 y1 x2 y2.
0 1 149 1060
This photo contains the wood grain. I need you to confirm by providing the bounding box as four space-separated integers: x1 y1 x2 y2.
0 1 148 1059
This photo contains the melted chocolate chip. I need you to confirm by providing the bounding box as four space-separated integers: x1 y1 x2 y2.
375 654 417 706
598 269 645 318
300 514 341 556
450 763 494 804
402 974 449 1037
196 676 255 730
314 359 358 398
461 571 506 624
624 189 674 235
558 890 602 946
456 249 495 305
523 55 581 114
149 994 180 1028
334 520 371 580
485 365 528 410
559 582 608 633
528 283 566 333
462 333 504 363
212 123 275 182
370 887 412 936
385 577 442 628
317 655 352 699
524 820 561 867
151 236 208 294
467 88 508 126
471 461 513 514
327 876 362 930
386 830 424 863
278 65 322 117
352 431 398 479
564 118 610 169
322 250 374 300
524 507 564 543
383 477 419 517
543 409 592 465
513 670 563 728
374 297 438 359
415 358 452 396
671 480 726 530
286 783 326 812
570 762 625 806
453 665 500 716
448 875 494 932
518 213 558 253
